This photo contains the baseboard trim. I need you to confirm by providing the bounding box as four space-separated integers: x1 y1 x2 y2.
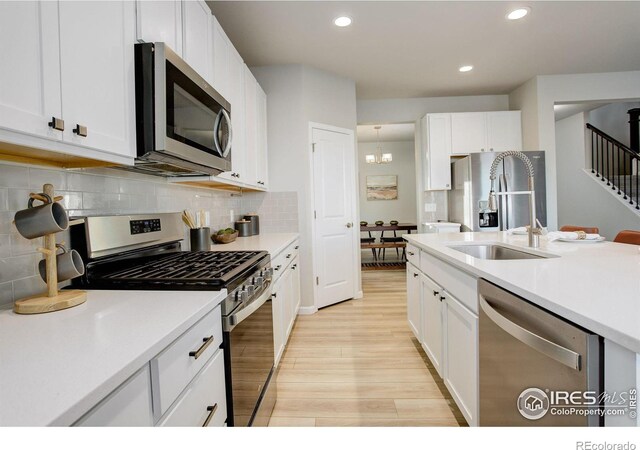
297 306 317 315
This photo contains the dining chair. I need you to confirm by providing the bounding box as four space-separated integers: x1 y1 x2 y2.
361 230 377 261
379 229 404 260
560 225 600 234
613 230 640 245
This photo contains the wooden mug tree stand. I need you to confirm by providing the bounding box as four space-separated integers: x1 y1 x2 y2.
14 184 86 315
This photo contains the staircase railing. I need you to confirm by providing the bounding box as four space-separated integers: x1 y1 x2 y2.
586 123 639 210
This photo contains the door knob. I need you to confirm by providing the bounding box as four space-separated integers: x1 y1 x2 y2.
346 222 353 228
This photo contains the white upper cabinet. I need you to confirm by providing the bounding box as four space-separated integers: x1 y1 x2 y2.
211 16 231 100
423 114 452 190
58 0 136 158
135 0 183 56
182 0 212 84
450 111 522 154
450 113 487 155
486 111 522 152
243 66 258 186
255 83 269 189
0 2 62 142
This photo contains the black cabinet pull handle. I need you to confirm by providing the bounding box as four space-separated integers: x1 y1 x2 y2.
73 124 88 137
202 403 218 427
440 296 445 302
189 335 214 359
433 290 439 297
48 116 64 131
413 273 419 278
295 245 299 250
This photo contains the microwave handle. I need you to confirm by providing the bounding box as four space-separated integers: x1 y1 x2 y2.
213 109 232 159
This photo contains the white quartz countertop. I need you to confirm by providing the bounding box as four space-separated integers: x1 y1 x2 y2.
210 233 299 256
405 232 640 353
0 289 226 426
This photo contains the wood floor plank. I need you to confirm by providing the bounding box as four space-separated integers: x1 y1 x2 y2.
394 399 465 420
315 418 460 427
277 368 437 383
275 381 448 399
271 398 398 418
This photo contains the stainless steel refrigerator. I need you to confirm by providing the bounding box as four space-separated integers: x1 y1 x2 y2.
449 151 547 232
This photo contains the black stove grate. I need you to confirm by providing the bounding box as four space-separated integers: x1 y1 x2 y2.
98 250 266 286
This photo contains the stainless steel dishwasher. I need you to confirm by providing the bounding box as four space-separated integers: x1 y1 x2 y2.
479 278 602 426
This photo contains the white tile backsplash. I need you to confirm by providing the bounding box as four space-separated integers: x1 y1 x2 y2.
0 161 298 307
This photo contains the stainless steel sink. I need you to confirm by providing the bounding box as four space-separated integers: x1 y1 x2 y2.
447 244 549 260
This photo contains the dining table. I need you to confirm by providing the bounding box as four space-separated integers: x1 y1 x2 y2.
360 223 418 262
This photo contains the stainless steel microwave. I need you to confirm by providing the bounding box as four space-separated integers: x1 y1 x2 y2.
132 42 232 177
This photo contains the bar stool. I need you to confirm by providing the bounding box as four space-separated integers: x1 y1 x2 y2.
613 230 640 245
379 229 404 260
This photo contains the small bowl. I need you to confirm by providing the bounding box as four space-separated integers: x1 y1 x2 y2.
375 220 384 226
390 220 399 225
360 221 368 226
212 230 238 244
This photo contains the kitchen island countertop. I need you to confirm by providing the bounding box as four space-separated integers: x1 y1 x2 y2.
405 232 640 353
0 289 226 426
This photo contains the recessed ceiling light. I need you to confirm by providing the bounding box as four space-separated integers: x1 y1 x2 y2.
507 7 530 20
459 65 473 73
334 16 352 27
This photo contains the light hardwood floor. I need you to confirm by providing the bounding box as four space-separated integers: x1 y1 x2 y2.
268 270 466 427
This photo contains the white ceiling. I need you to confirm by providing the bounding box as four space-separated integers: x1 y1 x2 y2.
207 1 640 99
357 123 415 142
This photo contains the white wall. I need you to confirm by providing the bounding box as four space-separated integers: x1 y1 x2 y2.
588 101 640 148
555 113 640 239
252 64 358 310
510 70 640 230
358 141 416 224
509 77 539 151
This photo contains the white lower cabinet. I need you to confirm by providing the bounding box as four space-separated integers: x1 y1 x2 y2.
75 304 227 427
443 291 478 427
75 365 153 427
406 263 422 341
158 349 226 427
407 248 479 426
421 273 444 377
271 240 301 366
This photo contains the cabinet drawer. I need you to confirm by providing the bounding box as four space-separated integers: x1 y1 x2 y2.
406 244 419 266
151 306 222 417
420 251 478 314
272 240 299 281
158 349 226 427
75 365 153 426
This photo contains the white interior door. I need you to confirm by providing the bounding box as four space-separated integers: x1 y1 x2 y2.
312 125 357 309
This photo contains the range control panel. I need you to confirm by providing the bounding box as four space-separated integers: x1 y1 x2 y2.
130 218 161 235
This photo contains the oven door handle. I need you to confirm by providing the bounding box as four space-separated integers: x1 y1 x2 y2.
224 281 272 332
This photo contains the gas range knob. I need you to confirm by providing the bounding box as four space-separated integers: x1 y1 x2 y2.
245 285 256 296
236 290 248 303
254 276 264 287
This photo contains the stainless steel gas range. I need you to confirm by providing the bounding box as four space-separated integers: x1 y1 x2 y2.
69 213 276 427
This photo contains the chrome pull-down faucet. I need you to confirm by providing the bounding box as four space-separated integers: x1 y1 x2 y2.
487 151 541 248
